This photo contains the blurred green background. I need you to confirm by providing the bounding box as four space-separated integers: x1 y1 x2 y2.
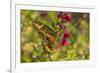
20 10 89 63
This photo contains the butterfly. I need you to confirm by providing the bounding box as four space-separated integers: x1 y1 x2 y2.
32 20 57 54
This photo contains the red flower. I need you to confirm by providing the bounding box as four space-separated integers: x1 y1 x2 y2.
61 39 68 46
57 12 72 22
60 30 71 46
63 30 71 38
63 14 72 21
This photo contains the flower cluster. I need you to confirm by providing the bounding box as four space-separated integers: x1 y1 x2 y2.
56 12 72 46
57 12 72 22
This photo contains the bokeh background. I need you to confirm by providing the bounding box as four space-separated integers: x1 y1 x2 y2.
20 9 89 63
